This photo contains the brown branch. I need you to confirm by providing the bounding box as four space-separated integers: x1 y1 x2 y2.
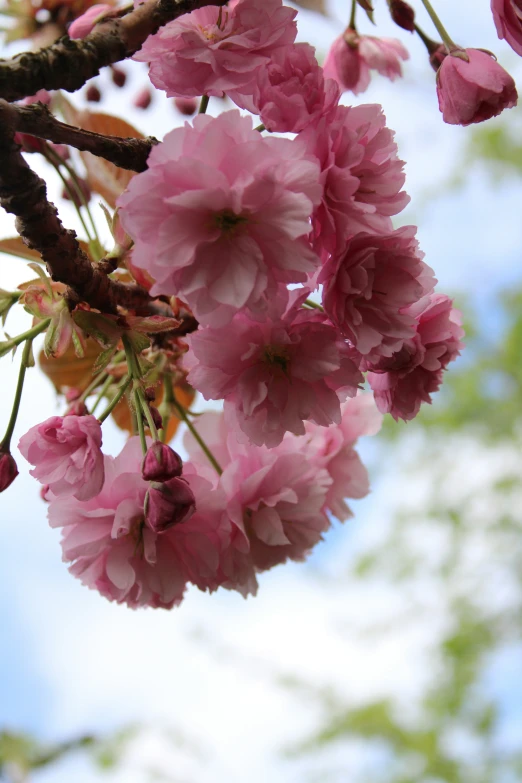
0 0 228 103
0 100 150 313
10 100 156 172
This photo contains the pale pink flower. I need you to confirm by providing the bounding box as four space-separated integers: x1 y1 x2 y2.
324 29 409 96
436 48 517 126
491 0 522 56
18 415 104 501
367 294 464 421
117 111 322 326
185 290 363 447
321 227 435 361
281 394 382 521
134 0 297 99
48 438 233 608
231 43 340 133
300 103 410 256
68 4 113 38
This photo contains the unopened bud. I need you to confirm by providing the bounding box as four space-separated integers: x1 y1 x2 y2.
110 66 127 88
145 386 156 402
149 405 163 431
142 442 183 482
86 84 101 102
0 450 18 492
144 478 196 533
390 0 415 32
134 87 152 110
174 97 198 116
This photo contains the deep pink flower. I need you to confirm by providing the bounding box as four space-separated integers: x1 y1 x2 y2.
281 394 382 521
18 415 104 501
231 43 340 133
117 111 322 326
145 478 196 533
134 0 297 99
491 0 522 56
185 289 363 447
323 29 409 95
0 451 18 492
142 442 183 482
68 4 113 38
321 227 435 361
47 438 232 608
436 48 517 126
301 103 409 256
367 294 464 421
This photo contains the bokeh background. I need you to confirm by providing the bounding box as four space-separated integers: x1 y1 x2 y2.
1 0 522 780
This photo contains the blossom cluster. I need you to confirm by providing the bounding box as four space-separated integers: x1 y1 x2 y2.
7 0 493 611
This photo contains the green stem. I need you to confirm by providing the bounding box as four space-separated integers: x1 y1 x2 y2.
43 145 94 245
349 0 357 30
0 318 51 357
136 385 159 441
170 390 223 476
90 374 113 415
303 298 324 311
255 123 265 132
198 94 210 114
97 375 131 424
419 0 457 49
80 369 108 402
1 338 33 450
134 387 147 454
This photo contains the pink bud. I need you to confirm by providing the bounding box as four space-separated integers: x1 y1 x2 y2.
134 87 152 110
149 405 163 431
144 478 196 533
174 97 198 116
111 66 127 88
142 442 183 482
436 48 517 126
68 4 113 39
0 451 19 492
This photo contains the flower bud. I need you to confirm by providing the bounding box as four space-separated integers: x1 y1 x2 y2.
389 0 415 32
174 97 198 116
0 450 19 492
111 66 127 88
144 478 196 533
142 442 183 482
149 405 163 431
86 84 101 103
134 87 152 110
68 4 113 39
65 399 89 417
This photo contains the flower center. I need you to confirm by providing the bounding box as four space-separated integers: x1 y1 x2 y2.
214 209 248 236
263 345 291 375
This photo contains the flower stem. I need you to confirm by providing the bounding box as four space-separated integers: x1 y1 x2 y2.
43 145 95 246
0 318 51 357
90 374 113 415
0 337 33 450
134 388 148 454
170 387 223 476
303 298 324 311
136 385 159 441
198 94 210 114
419 0 457 50
349 0 357 30
97 374 131 423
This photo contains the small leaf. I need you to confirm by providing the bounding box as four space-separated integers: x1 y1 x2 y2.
125 315 181 334
72 310 123 349
93 345 118 374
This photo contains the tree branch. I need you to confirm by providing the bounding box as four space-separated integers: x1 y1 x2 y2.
0 0 228 103
9 100 156 172
0 100 150 313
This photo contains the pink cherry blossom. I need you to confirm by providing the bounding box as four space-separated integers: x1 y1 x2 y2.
117 111 322 326
185 289 363 447
323 29 409 96
134 0 297 99
300 103 410 256
18 415 104 501
280 394 382 521
320 227 435 361
436 48 517 126
491 0 522 56
367 294 464 421
68 4 113 38
47 438 233 608
231 43 340 133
